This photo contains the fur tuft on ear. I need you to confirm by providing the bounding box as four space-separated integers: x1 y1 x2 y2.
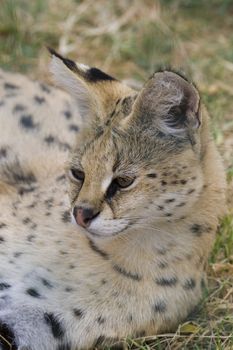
131 71 201 138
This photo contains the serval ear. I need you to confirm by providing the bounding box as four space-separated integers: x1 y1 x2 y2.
49 48 133 122
124 71 201 141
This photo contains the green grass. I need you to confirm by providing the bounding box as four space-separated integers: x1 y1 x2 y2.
211 215 233 263
0 0 233 348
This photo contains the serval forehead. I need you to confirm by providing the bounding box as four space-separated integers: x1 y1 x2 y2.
81 131 117 169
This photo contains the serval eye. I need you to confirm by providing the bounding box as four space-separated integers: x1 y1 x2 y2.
115 177 135 188
70 168 85 182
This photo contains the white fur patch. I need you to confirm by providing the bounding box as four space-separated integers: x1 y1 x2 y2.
76 63 89 72
88 216 129 237
101 176 112 192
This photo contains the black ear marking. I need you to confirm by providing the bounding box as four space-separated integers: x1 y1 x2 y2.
85 67 117 82
48 47 117 82
48 47 78 73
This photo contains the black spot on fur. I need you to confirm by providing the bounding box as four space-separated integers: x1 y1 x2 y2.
61 210 71 223
0 148 7 159
18 186 37 195
69 124 79 132
4 82 19 90
89 239 109 260
73 308 84 318
154 300 167 313
147 173 157 178
44 198 54 209
113 264 142 281
34 95 46 104
187 189 195 194
161 181 167 186
28 202 37 209
27 234 36 242
0 236 5 243
40 83 51 93
63 110 72 119
0 223 6 229
23 217 31 225
44 313 65 339
41 278 53 289
0 283 11 290
158 205 164 211
155 276 177 286
97 316 105 324
165 213 173 217
13 104 26 113
190 224 204 236
93 335 105 347
20 114 38 130
13 252 22 258
180 179 187 185
165 198 175 203
0 322 16 350
44 135 55 144
158 261 168 269
183 278 196 290
26 288 41 298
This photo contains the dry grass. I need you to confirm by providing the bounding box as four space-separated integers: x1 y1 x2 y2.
0 0 233 349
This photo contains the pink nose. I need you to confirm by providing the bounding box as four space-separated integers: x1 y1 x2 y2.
73 207 100 228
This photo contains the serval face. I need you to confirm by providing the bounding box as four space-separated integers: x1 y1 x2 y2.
50 50 203 238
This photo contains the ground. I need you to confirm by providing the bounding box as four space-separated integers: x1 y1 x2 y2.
0 0 232 349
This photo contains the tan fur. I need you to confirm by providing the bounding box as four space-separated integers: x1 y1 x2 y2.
0 54 226 350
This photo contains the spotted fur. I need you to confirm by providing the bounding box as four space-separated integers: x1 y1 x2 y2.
0 51 226 350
